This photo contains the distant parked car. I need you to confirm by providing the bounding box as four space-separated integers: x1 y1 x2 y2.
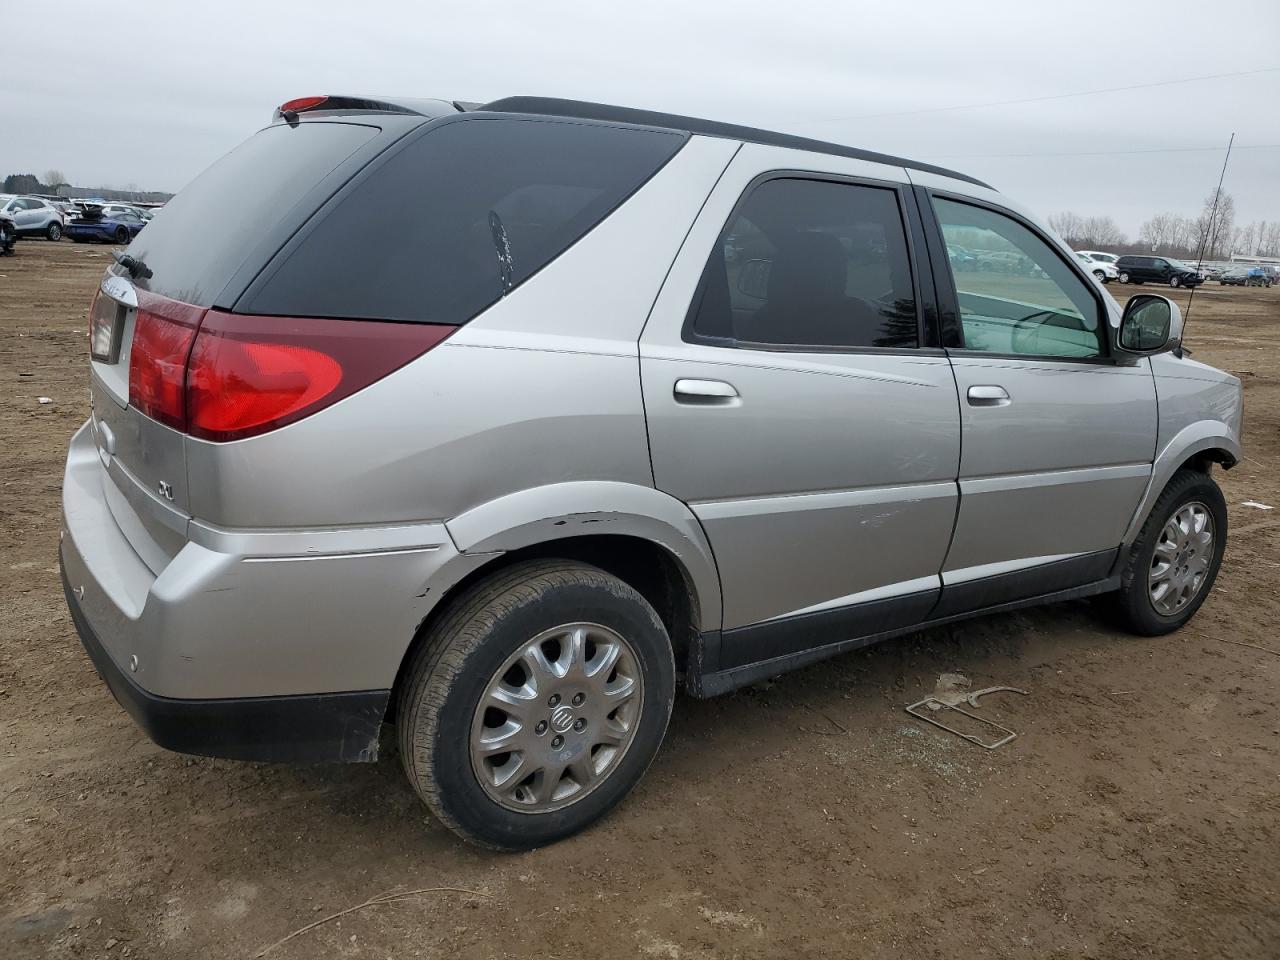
1116 255 1203 288
1077 250 1119 266
1219 267 1272 287
65 208 147 244
1076 252 1117 283
0 195 66 240
95 203 147 219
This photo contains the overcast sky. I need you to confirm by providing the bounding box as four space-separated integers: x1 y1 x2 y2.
6 0 1278 239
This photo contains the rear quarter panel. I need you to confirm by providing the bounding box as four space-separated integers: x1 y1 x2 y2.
184 135 740 528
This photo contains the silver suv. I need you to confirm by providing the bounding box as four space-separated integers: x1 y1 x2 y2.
60 95 1242 849
0 194 65 240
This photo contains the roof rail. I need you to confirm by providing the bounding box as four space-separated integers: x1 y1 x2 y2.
477 96 991 189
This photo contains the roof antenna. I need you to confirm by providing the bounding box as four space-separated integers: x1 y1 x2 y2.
1183 132 1234 341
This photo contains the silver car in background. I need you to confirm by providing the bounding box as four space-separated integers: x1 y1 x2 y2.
60 95 1242 849
0 194 66 240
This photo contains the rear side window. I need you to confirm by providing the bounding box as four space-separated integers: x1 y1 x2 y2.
244 118 685 324
688 177 919 350
128 121 381 305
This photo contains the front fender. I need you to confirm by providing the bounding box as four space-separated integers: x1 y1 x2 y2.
445 481 723 632
1121 421 1241 545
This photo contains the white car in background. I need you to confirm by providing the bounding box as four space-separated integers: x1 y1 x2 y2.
1076 251 1119 284
0 195 66 240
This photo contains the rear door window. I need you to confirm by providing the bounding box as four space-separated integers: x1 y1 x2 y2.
687 177 919 350
242 118 685 324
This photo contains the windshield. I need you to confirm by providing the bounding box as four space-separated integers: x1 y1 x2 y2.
1165 258 1193 271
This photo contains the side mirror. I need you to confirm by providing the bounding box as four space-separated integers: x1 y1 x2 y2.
1117 294 1182 355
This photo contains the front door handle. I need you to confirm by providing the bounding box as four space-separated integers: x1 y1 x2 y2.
967 384 1011 407
673 378 739 404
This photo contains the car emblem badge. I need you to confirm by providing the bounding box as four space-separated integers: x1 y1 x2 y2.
550 705 575 733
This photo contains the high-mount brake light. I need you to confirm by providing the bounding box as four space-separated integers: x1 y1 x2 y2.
279 95 329 114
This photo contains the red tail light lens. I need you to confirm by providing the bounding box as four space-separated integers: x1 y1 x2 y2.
280 96 328 113
128 295 206 429
185 312 453 442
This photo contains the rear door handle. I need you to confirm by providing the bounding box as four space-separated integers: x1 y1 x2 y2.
967 384 1011 407
673 378 739 404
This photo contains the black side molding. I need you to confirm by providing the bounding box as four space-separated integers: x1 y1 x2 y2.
689 552 1122 698
718 589 939 672
61 557 388 763
928 549 1118 620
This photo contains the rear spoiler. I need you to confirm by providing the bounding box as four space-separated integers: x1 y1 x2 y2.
272 95 467 123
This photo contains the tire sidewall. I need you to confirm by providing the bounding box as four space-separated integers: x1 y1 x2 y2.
418 576 675 849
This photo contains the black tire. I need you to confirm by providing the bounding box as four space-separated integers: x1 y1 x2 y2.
1169 275 1181 288
1093 270 1107 284
114 227 129 244
1112 468 1227 636
46 222 62 241
1119 272 1130 284
397 559 676 850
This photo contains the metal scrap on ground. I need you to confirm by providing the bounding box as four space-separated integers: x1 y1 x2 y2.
905 677 1030 750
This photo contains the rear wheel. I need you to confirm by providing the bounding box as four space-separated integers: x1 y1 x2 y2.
397 560 676 850
46 222 62 241
113 227 129 244
1113 469 1226 635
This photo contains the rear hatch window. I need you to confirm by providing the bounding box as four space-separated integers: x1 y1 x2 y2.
239 117 686 324
125 121 380 305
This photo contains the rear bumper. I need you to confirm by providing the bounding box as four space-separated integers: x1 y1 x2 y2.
62 556 388 762
59 418 493 759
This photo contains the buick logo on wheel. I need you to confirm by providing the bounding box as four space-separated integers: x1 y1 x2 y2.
550 704 575 733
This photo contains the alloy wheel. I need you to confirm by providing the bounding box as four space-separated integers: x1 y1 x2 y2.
470 622 643 813
1148 501 1214 616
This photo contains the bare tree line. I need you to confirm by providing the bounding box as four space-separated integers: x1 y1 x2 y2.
1050 191 1280 261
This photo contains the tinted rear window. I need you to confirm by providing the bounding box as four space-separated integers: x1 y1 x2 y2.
241 117 685 324
128 121 380 304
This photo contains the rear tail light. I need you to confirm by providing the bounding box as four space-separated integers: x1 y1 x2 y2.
184 313 452 442
121 291 452 441
89 291 123 362
128 298 205 429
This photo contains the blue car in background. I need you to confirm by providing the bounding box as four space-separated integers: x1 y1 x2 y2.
66 207 147 244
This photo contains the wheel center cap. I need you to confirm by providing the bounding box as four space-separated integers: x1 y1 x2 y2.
550 704 576 734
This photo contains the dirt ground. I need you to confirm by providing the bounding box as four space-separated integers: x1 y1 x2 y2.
2 240 1278 960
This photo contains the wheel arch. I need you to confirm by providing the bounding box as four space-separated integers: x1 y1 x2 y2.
389 482 723 709
1122 425 1240 547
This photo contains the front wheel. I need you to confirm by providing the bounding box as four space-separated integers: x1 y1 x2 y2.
1112 469 1227 635
1119 272 1130 284
113 227 129 244
1093 270 1109 284
46 222 62 241
397 560 676 850
1169 275 1181 288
